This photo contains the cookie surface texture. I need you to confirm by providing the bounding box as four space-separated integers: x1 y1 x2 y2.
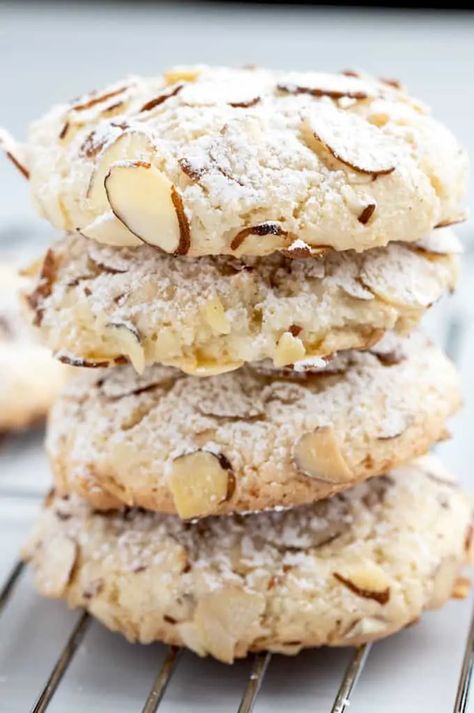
26 66 468 257
23 456 472 662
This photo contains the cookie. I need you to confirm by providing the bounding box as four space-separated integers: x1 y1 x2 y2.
23 457 473 662
15 66 467 257
47 332 460 518
0 263 67 432
25 230 459 375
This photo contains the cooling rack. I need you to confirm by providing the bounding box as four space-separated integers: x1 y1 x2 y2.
0 246 473 713
0 495 473 713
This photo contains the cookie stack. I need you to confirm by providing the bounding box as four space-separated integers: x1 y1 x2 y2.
7 66 472 662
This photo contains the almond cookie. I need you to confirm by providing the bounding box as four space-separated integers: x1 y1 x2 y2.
25 230 459 375
47 332 460 517
12 66 467 257
0 263 68 432
23 457 473 662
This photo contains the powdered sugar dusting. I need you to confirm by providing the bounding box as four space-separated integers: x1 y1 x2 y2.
27 65 468 256
27 230 458 375
24 457 472 658
46 331 460 516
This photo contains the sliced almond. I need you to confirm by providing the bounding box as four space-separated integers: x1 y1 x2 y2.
152 327 181 360
359 249 440 309
71 85 128 112
35 535 77 598
56 352 114 368
286 355 330 376
380 77 403 90
19 256 43 280
277 71 373 100
334 562 391 604
79 130 109 159
105 321 145 373
369 342 406 366
230 222 290 254
82 578 105 600
281 238 331 259
292 355 337 374
343 616 387 641
179 359 243 377
139 84 183 112
197 396 263 420
437 428 452 443
178 157 207 182
274 331 306 367
251 360 312 379
452 576 471 600
229 97 260 108
202 296 231 335
339 278 374 301
340 69 361 78
179 151 237 186
367 112 390 129
111 120 130 131
429 556 460 608
376 428 405 441
43 489 56 508
289 324 302 337
177 622 207 657
362 328 386 351
105 161 190 255
358 203 376 225
465 524 474 563
101 100 125 116
293 426 353 484
191 588 265 663
413 228 462 256
303 103 398 176
168 450 235 519
79 211 142 247
180 78 261 107
26 248 57 326
434 213 468 229
99 366 178 399
375 412 409 440
0 128 29 179
163 67 202 85
86 130 155 212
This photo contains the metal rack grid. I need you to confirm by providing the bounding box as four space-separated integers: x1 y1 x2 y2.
0 559 473 713
0 248 473 713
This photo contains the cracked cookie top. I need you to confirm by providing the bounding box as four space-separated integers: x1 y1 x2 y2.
47 332 460 517
17 66 468 257
25 230 459 375
24 456 473 661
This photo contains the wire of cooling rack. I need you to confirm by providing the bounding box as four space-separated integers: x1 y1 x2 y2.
330 644 372 713
31 611 91 713
0 560 24 613
0 554 472 713
237 652 272 713
454 602 474 713
141 646 181 713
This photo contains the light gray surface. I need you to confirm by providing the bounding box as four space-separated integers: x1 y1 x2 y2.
0 2 473 711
